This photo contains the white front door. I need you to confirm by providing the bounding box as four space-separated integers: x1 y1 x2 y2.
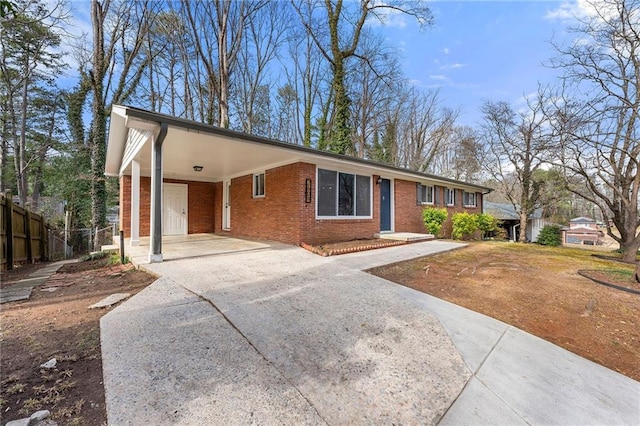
223 180 231 230
163 183 188 235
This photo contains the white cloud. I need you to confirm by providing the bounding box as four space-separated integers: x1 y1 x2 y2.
429 74 449 81
441 47 450 55
544 0 623 22
440 62 466 71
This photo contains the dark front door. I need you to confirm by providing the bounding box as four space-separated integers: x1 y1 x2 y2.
380 178 391 231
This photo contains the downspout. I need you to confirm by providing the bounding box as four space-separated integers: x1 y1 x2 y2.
150 122 168 261
480 189 492 214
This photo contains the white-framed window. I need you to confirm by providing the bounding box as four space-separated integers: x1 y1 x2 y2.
463 191 476 207
253 172 265 198
317 168 372 218
445 188 455 206
417 184 434 204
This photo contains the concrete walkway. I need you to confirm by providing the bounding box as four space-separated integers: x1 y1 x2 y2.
0 260 76 304
101 241 640 425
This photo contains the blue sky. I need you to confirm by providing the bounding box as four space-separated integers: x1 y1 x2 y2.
376 1 576 126
62 0 582 128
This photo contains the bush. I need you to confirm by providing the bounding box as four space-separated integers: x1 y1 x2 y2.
537 225 562 246
422 207 448 237
452 212 478 240
476 213 498 239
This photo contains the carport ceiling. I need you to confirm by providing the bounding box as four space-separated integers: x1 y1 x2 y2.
125 127 303 182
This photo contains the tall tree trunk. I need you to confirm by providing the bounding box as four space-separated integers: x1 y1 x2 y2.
90 0 107 235
17 66 29 205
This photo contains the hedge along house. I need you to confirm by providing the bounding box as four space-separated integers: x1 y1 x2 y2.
106 106 491 263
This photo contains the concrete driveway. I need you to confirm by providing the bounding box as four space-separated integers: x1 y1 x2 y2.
101 240 640 425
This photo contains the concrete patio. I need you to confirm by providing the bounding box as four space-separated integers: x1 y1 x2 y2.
101 238 640 425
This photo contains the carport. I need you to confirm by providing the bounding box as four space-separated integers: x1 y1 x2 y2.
124 233 272 266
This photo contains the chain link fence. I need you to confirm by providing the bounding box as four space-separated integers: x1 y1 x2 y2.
48 224 117 260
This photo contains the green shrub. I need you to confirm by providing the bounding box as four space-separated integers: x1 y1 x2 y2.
537 225 562 246
422 207 448 237
476 213 498 239
452 212 478 240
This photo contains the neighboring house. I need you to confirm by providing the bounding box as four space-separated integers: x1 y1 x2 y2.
105 106 491 262
563 217 604 245
483 202 547 242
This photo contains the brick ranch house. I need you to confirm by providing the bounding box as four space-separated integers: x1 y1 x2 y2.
106 106 491 262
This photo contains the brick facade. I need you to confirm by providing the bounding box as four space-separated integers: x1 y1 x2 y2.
392 179 483 238
119 161 484 243
119 176 216 238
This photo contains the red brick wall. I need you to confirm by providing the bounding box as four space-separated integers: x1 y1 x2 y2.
119 165 484 243
394 179 425 233
392 180 483 237
119 176 216 237
229 163 306 243
298 165 381 245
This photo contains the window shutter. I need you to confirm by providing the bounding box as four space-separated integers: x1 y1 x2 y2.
416 183 422 205
434 186 439 205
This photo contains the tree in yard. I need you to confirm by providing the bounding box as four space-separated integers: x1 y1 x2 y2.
184 0 266 128
75 0 151 237
293 0 432 155
398 87 459 173
545 0 640 271
232 1 288 135
0 0 67 204
480 96 553 243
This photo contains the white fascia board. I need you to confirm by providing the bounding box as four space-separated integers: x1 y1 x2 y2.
119 128 153 176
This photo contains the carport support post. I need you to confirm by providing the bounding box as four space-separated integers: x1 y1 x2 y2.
130 159 140 246
149 123 168 263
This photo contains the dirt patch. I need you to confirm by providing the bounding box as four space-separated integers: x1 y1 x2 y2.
369 242 640 381
1 258 156 425
1 262 44 286
302 238 406 256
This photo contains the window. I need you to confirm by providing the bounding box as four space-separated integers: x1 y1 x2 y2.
445 188 455 206
463 191 476 207
253 172 265 198
417 184 434 204
317 168 371 217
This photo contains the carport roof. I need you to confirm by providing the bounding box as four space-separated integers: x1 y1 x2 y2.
106 105 492 192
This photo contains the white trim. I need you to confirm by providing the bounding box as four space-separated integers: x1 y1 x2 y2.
252 172 265 198
224 159 300 181
463 191 477 207
378 177 395 232
222 180 231 230
130 159 140 246
418 183 435 205
120 128 152 176
445 187 455 206
315 166 373 220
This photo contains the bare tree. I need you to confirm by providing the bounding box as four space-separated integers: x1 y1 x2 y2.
481 97 551 242
293 0 432 155
85 0 150 233
546 0 640 267
184 0 265 128
232 1 288 135
397 87 458 173
349 32 399 159
431 125 483 182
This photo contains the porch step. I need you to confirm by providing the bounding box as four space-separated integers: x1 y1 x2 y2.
374 232 435 242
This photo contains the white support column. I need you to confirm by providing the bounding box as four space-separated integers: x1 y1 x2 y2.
130 159 140 246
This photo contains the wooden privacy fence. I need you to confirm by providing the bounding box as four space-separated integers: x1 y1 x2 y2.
1 194 49 271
